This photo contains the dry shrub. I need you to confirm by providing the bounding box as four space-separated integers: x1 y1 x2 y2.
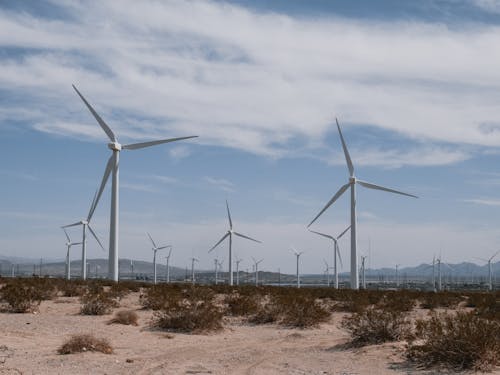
341 307 412 347
419 291 463 309
59 281 86 297
224 292 259 316
0 283 43 313
467 293 499 322
407 311 500 371
140 284 174 310
108 310 139 326
80 285 118 315
377 291 416 312
277 293 330 328
152 286 223 333
58 334 113 354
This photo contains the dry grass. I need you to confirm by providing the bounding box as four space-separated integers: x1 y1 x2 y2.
80 285 119 315
108 310 139 326
58 334 113 355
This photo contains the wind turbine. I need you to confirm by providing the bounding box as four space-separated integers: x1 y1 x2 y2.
208 201 261 286
62 228 82 280
252 257 263 286
360 255 368 289
62 192 105 280
436 255 453 291
475 250 500 291
72 85 198 281
307 118 418 289
235 255 243 285
395 264 400 288
147 233 171 285
309 226 350 289
190 257 199 284
165 247 173 283
323 259 332 286
213 257 220 285
292 248 304 288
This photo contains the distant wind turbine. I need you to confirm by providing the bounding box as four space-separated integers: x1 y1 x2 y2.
72 85 198 281
292 248 304 288
147 233 171 285
235 256 243 285
62 228 82 280
475 250 500 291
309 226 350 289
190 257 199 284
165 247 173 283
308 118 418 289
395 264 400 288
361 255 368 289
208 201 261 285
62 192 105 280
252 257 263 286
323 259 332 286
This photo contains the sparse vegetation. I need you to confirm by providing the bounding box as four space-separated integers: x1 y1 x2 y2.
58 334 113 355
0 282 44 313
341 306 412 347
407 311 500 371
80 285 118 315
108 310 139 326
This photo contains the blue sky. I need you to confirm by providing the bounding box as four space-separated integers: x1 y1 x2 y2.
2 0 500 274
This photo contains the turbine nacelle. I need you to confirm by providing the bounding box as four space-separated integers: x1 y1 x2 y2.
349 177 356 184
108 142 122 151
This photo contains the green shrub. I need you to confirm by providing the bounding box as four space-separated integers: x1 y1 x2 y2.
407 311 500 371
276 293 331 328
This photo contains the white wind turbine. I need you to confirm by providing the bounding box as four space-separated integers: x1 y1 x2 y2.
309 226 350 289
475 250 500 291
62 228 82 280
308 118 418 289
165 247 173 283
395 264 400 288
147 233 171 285
252 257 263 286
292 248 304 288
360 255 368 289
208 201 261 286
62 192 105 280
323 259 332 286
190 257 199 284
235 255 243 286
72 85 197 281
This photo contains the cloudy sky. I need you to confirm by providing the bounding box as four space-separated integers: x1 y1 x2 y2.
2 0 500 274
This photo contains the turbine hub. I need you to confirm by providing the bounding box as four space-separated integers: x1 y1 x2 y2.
81 220 88 225
349 177 356 184
108 142 122 151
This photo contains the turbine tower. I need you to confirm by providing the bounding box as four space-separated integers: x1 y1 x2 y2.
190 257 199 284
208 201 261 286
308 118 418 289
323 259 332 286
235 256 243 285
476 250 499 291
292 248 304 288
252 257 263 286
395 264 400 288
62 192 105 280
72 85 197 281
62 228 82 280
147 233 171 285
309 226 350 289
165 247 173 283
360 255 368 289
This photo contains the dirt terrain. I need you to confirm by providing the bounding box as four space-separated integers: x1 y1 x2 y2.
0 292 498 375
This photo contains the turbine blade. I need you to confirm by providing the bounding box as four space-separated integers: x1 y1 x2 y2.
72 84 116 142
226 200 233 230
357 180 418 198
233 232 261 243
88 224 105 252
489 250 500 261
71 242 83 246
323 259 328 267
87 190 98 221
337 225 351 239
308 229 334 241
167 248 172 258
208 232 230 252
336 118 354 177
88 155 113 220
122 136 198 150
147 232 157 248
62 228 71 242
308 183 350 227
157 245 171 250
62 221 82 228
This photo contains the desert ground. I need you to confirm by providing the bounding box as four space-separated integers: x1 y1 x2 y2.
0 288 498 375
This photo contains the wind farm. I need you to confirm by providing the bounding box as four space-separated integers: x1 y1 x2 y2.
2 0 500 374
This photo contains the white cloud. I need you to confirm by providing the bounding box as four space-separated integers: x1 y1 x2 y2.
472 0 500 13
463 198 500 206
203 176 235 192
1 0 500 167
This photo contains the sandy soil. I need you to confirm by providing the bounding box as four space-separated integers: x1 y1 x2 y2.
0 292 498 375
